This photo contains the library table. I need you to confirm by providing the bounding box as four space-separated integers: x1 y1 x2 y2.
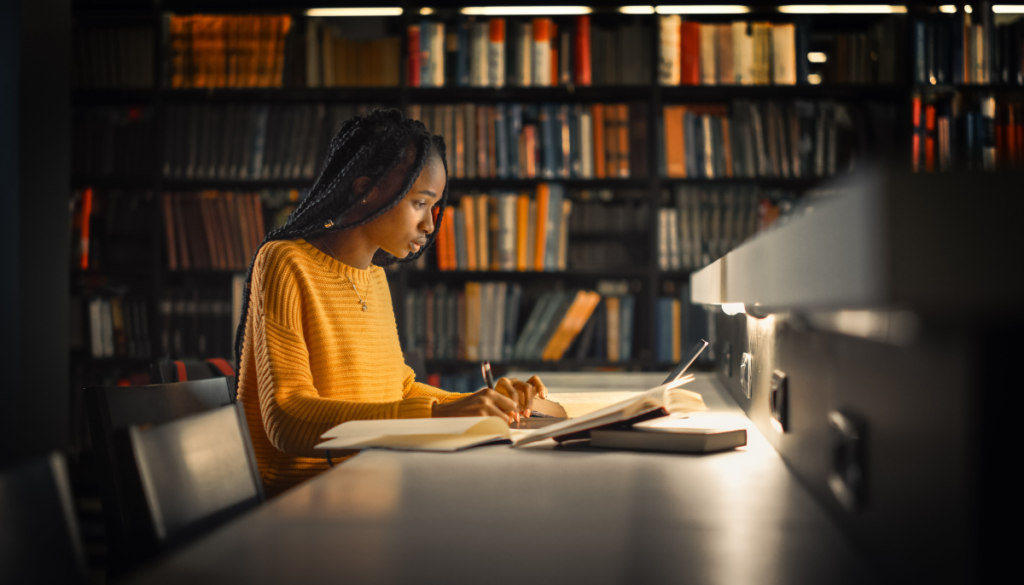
131 373 878 585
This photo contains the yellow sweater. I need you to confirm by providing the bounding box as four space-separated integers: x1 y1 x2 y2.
237 238 463 497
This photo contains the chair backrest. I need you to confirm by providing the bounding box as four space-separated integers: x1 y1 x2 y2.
0 453 87 584
150 359 236 390
126 403 263 550
84 377 234 573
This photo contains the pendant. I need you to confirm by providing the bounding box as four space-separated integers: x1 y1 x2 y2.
361 302 368 312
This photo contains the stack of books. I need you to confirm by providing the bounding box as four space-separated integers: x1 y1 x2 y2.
160 191 266 271
164 14 294 88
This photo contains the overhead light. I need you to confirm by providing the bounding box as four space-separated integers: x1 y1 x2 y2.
939 5 957 12
994 5 1024 12
420 7 435 15
807 73 823 85
460 6 593 15
656 5 751 13
964 4 973 12
721 303 747 316
619 5 656 14
808 52 828 63
306 7 403 17
778 5 907 13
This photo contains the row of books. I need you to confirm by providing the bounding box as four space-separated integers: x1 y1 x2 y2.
408 16 650 88
164 14 293 88
306 18 401 87
158 288 235 360
817 20 902 85
912 93 1024 172
72 295 153 360
568 191 649 235
912 10 1024 86
161 191 267 271
434 187 569 272
403 282 635 364
661 100 857 180
73 27 154 89
657 185 793 272
411 102 645 180
73 107 155 178
658 17 802 86
70 189 155 271
161 103 380 181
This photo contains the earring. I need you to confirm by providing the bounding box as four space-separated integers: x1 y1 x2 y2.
324 219 334 228
361 199 368 204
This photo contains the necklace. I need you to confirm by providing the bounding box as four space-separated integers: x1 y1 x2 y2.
319 238 369 312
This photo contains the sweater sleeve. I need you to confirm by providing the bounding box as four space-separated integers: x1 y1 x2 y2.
401 364 468 404
253 314 438 458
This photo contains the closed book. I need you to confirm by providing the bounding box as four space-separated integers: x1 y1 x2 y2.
544 184 565 271
717 24 734 85
592 104 606 178
579 106 594 178
488 195 500 271
680 21 701 85
525 198 537 271
471 21 489 86
619 295 635 361
575 15 592 85
407 25 421 87
529 291 574 360
606 296 621 362
495 104 509 178
540 104 556 179
557 104 571 178
497 193 518 271
616 104 630 178
590 424 746 454
516 21 533 86
317 416 513 452
772 23 797 85
664 105 687 178
461 196 477 270
465 104 477 178
503 283 522 361
532 18 552 86
512 291 554 359
659 15 681 85
507 103 522 177
457 18 471 86
476 195 489 270
699 24 717 85
733 21 754 84
516 193 530 271
542 290 601 361
488 18 506 87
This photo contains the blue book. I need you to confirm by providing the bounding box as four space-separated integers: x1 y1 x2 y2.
495 104 509 178
457 19 471 86
569 104 582 177
507 103 522 178
619 295 635 362
503 283 522 361
592 300 606 360
913 20 927 85
656 297 674 364
540 104 557 179
544 183 564 271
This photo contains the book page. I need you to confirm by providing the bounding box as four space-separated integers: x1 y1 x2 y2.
321 416 508 439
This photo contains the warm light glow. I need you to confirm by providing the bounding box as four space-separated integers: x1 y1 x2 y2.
808 52 828 63
994 5 1024 12
808 73 823 84
656 5 751 13
721 303 747 316
420 7 435 15
939 4 957 12
461 6 593 15
619 5 656 13
965 4 973 12
306 7 403 17
778 5 907 13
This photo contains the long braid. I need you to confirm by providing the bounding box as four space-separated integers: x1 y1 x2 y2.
232 109 448 370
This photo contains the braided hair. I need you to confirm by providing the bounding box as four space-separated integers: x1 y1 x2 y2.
232 108 448 369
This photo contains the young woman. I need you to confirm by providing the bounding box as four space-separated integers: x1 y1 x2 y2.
235 109 546 497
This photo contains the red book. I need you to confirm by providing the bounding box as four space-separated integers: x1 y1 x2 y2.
407 25 421 88
1007 104 1017 166
924 104 936 173
549 23 559 87
79 187 93 270
911 96 921 172
574 15 591 86
680 22 700 86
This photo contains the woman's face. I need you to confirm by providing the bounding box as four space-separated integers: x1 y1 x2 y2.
366 156 445 259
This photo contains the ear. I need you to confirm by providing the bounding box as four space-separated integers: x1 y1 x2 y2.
352 176 372 197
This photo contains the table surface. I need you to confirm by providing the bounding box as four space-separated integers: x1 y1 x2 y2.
132 373 878 585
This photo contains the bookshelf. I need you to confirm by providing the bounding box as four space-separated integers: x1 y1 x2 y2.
73 1 1019 394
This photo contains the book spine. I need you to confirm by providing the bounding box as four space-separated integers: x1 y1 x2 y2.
407 25 421 87
680 21 701 86
575 15 591 86
532 18 551 86
659 15 681 85
488 19 506 88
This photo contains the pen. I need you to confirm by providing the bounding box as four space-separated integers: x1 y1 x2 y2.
481 361 495 390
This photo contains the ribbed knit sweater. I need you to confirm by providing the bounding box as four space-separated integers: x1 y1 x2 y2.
237 238 463 497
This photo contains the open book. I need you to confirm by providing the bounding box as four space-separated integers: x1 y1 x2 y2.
512 373 708 446
315 416 511 452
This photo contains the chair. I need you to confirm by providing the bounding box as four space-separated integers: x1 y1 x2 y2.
0 453 88 584
84 378 234 573
124 403 264 552
150 358 235 395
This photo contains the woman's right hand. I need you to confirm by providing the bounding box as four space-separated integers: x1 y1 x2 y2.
431 386 520 423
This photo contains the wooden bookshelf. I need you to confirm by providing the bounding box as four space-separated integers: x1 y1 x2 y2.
73 1 990 389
